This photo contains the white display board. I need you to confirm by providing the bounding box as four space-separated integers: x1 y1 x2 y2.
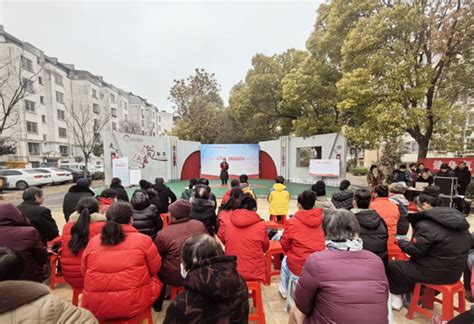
129 168 141 186
309 159 340 177
112 157 130 186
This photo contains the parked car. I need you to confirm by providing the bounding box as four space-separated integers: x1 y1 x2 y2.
60 167 92 183
0 169 53 190
33 168 73 184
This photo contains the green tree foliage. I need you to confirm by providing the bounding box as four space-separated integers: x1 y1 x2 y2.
169 69 224 143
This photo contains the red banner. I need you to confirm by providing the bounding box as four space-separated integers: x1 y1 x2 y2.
418 158 474 175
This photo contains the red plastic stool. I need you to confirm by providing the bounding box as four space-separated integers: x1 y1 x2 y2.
160 213 170 228
247 281 266 324
264 241 284 286
269 215 286 225
170 286 184 300
72 288 82 306
49 255 65 289
100 308 153 324
406 281 466 321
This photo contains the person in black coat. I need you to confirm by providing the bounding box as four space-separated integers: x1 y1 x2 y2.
17 187 59 245
130 190 163 238
351 189 388 265
387 186 471 298
190 185 217 235
62 178 95 222
437 163 456 178
109 177 129 202
153 178 177 214
417 170 434 185
454 162 472 195
392 164 410 185
331 180 354 210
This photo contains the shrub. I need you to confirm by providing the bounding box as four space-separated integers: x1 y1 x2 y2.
351 167 368 176
93 171 105 180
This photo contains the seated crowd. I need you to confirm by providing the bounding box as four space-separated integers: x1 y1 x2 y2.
0 173 473 324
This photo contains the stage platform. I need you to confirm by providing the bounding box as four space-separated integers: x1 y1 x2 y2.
114 179 339 199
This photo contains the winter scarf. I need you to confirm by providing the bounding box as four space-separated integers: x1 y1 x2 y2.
325 238 363 251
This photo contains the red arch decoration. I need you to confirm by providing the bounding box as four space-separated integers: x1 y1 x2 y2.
260 151 277 179
181 151 200 180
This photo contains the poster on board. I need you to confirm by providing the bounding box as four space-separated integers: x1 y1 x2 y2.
309 159 340 177
201 144 260 179
112 157 130 186
129 169 141 186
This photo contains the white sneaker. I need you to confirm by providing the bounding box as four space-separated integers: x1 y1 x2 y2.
390 293 403 311
278 282 287 300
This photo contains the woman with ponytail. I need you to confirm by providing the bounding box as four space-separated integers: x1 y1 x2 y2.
61 197 105 289
81 202 162 321
387 186 471 310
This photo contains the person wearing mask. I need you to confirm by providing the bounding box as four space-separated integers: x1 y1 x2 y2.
17 186 58 244
370 185 400 241
392 164 411 185
455 161 472 195
153 177 177 213
63 178 95 222
388 183 410 238
221 179 241 206
417 169 434 185
180 178 198 200
164 234 249 323
109 177 129 202
268 176 290 223
130 190 163 238
331 179 354 210
278 190 325 299
294 210 389 323
61 197 106 290
351 189 388 265
437 163 455 177
153 200 207 311
0 204 48 282
220 158 230 186
220 194 269 282
190 185 217 235
311 180 335 213
367 165 384 191
97 189 117 214
0 247 98 323
81 202 162 321
387 186 471 310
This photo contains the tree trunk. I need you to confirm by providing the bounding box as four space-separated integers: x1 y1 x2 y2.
417 137 430 159
84 154 89 179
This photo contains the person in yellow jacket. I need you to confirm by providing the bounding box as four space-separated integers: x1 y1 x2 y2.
268 176 290 223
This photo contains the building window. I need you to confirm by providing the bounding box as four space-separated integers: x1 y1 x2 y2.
25 100 35 112
408 142 419 153
26 121 38 133
93 104 100 114
112 122 117 131
111 94 115 103
58 127 67 138
38 76 43 85
55 91 65 103
28 142 40 155
296 147 322 167
57 110 65 120
42 115 46 123
21 57 33 72
92 89 97 98
22 78 34 92
54 73 64 86
40 96 44 104
469 114 474 126
59 145 69 156
111 108 117 117
43 134 47 141
158 116 161 122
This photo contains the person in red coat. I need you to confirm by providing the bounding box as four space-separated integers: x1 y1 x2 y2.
220 179 240 206
97 189 117 214
81 202 162 321
61 197 106 289
278 190 325 299
220 193 269 282
217 187 243 236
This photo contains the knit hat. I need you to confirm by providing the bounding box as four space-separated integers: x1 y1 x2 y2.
169 200 191 219
76 178 90 188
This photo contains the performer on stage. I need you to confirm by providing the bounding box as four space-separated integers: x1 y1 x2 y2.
220 158 229 186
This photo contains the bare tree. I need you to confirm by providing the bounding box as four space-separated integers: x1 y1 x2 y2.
66 103 110 177
118 120 141 135
0 49 41 153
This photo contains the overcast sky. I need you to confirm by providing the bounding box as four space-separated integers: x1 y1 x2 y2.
0 1 322 112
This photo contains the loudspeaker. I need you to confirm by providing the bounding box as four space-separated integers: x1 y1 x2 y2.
433 177 457 196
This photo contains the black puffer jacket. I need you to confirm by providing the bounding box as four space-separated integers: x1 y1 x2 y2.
153 184 177 214
63 185 95 221
331 190 354 210
110 184 129 202
191 197 217 235
164 255 249 324
131 192 163 238
398 207 471 283
353 209 388 265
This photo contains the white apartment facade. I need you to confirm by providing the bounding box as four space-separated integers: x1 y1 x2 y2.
0 25 173 168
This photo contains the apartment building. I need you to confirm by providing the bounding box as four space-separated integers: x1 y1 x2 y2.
0 25 173 167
